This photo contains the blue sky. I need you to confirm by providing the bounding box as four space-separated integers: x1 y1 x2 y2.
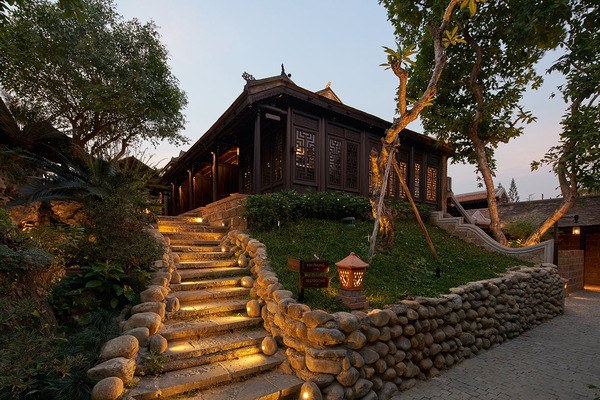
115 0 567 199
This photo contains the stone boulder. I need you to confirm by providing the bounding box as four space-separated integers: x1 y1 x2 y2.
91 377 124 400
99 335 139 361
87 357 136 383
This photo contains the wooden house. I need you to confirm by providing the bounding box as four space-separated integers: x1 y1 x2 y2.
159 70 453 215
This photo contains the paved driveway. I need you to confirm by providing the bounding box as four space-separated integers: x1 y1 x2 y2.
395 290 600 400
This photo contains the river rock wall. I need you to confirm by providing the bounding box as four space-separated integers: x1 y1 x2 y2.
224 230 565 400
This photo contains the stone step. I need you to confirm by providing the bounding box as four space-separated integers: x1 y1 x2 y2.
162 329 268 362
157 216 205 223
178 266 250 280
137 329 268 373
166 298 248 320
162 232 225 241
157 344 263 375
129 353 286 400
160 315 263 341
177 260 237 269
158 224 229 234
171 245 223 253
173 287 251 303
177 251 233 262
169 239 222 247
171 276 243 292
175 369 303 400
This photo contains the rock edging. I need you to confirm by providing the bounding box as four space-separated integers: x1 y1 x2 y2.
222 230 565 400
87 227 176 400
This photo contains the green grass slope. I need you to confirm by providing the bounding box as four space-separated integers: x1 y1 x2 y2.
252 219 532 312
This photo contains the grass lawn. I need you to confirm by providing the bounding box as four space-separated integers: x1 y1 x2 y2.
251 218 532 312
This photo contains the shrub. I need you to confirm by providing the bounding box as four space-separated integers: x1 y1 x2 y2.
0 208 53 273
77 188 163 270
51 261 147 322
503 217 551 246
391 199 433 221
0 300 119 400
245 190 371 231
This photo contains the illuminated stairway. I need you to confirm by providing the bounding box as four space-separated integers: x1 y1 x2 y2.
129 216 302 400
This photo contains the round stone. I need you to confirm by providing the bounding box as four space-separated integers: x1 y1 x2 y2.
300 381 323 400
240 276 255 288
166 296 180 312
91 377 123 400
122 312 162 336
246 299 262 317
149 334 168 354
99 335 139 361
261 336 278 356
170 270 182 284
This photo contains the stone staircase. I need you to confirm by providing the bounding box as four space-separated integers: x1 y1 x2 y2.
129 215 302 400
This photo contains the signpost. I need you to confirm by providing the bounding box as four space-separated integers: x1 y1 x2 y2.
287 258 330 302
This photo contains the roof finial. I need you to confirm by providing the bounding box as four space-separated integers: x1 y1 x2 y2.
326 81 331 88
242 71 255 82
281 64 292 78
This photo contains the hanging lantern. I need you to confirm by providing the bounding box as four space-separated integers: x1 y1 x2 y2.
572 214 580 235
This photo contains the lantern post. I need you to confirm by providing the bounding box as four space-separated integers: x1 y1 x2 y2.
335 252 369 309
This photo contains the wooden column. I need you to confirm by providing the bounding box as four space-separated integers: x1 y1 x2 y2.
284 106 292 189
253 112 261 194
188 167 193 211
171 183 176 215
212 149 219 203
440 155 448 213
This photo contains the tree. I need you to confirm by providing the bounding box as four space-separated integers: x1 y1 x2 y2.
384 0 569 245
508 178 519 203
0 0 83 24
524 0 599 245
0 0 187 159
368 0 482 260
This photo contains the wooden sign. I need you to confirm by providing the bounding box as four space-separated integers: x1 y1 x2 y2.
301 276 330 288
287 258 330 301
288 259 329 273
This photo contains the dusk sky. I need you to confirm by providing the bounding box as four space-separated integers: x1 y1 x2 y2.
115 0 568 200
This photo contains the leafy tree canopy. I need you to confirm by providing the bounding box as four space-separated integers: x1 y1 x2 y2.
537 0 600 194
381 0 569 244
383 0 569 168
0 0 188 158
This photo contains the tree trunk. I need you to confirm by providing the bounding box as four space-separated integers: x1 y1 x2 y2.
524 157 578 245
470 134 508 245
464 30 507 245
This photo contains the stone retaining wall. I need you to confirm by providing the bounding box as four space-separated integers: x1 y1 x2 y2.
223 230 565 400
190 193 247 229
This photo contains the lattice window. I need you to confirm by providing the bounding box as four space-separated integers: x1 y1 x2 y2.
345 142 359 189
328 137 342 186
295 128 316 182
398 161 407 198
426 166 438 202
414 162 421 199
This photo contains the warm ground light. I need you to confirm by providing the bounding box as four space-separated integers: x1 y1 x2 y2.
253 219 531 312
